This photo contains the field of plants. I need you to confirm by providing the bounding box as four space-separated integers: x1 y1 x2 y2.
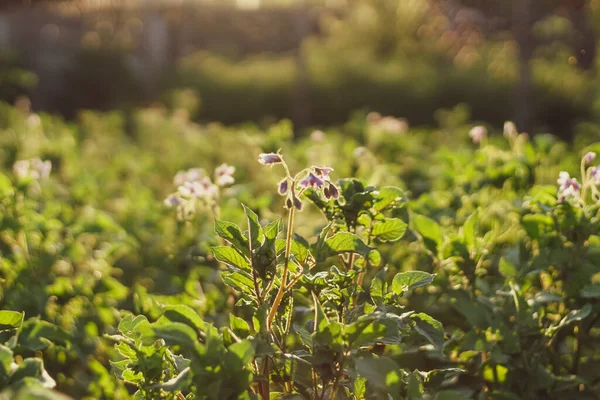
0 100 599 400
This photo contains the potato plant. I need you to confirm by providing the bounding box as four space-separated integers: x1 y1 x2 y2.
0 102 598 399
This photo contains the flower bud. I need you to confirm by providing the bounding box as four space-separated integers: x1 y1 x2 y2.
278 178 288 195
584 152 596 165
293 196 303 211
258 153 283 165
325 183 339 199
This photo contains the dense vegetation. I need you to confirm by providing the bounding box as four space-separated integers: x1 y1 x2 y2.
0 100 599 399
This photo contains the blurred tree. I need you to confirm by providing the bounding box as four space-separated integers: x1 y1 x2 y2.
434 0 597 132
0 0 68 9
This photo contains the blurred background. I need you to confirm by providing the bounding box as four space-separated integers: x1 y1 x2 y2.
0 0 599 139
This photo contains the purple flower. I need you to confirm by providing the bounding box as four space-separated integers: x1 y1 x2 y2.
164 194 184 208
591 166 600 183
278 178 288 195
293 196 303 211
324 183 339 200
584 152 597 165
313 167 334 180
299 173 324 189
258 153 282 165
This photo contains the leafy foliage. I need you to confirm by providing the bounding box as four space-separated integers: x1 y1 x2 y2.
0 100 598 399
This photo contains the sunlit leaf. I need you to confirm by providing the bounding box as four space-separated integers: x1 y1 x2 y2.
392 271 434 293
371 218 407 242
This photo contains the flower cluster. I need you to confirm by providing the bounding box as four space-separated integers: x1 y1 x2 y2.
556 151 600 205
13 158 52 181
258 152 339 211
164 164 235 219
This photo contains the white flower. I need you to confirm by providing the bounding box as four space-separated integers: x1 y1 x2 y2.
214 163 235 186
557 171 571 189
177 181 202 198
557 171 581 202
13 158 51 181
378 117 408 134
469 126 487 144
311 130 325 141
503 121 517 138
173 168 205 186
353 147 368 158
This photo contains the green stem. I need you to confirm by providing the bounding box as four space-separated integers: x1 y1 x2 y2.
267 205 296 331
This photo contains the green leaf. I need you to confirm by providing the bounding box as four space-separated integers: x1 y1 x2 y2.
368 249 381 267
228 340 255 365
435 390 472 400
483 364 508 383
411 313 445 350
163 305 204 330
215 219 250 257
521 214 555 240
499 257 517 279
549 304 592 334
580 283 600 298
118 315 149 339
18 320 70 351
345 319 387 348
229 315 251 338
263 219 283 241
392 271 434 294
462 211 478 251
10 358 55 388
147 367 191 392
0 173 13 198
291 235 311 265
322 232 372 259
0 311 23 330
314 321 343 352
450 291 490 328
242 204 264 249
371 218 407 242
353 375 367 399
221 269 255 296
353 357 402 399
213 246 251 271
412 213 442 254
152 322 198 348
407 371 424 398
373 186 406 212
370 268 388 305
0 344 13 376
